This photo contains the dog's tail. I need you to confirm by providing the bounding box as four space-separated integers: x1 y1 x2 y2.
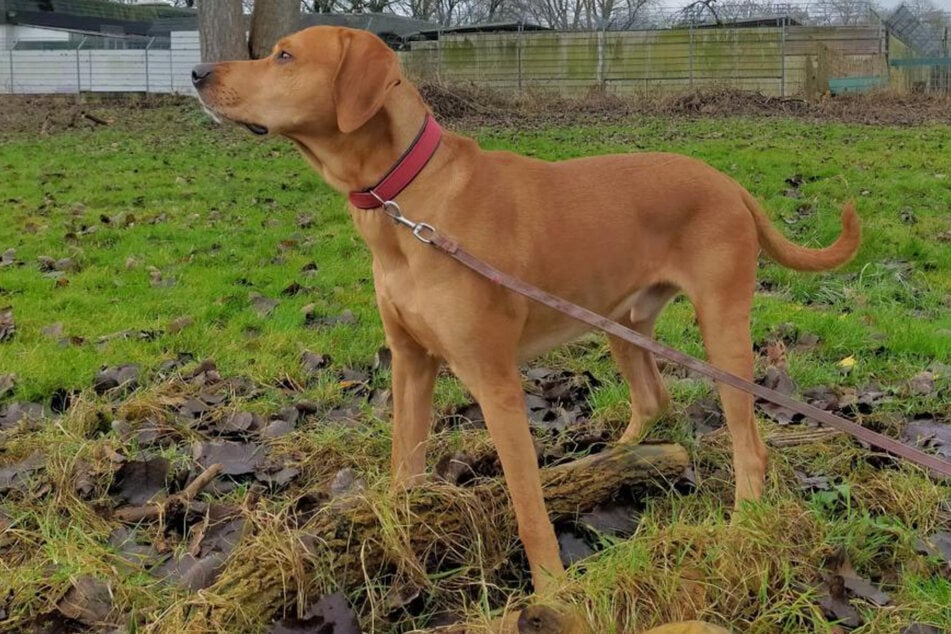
744 192 861 272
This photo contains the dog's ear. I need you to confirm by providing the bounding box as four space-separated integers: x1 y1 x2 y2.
333 31 401 134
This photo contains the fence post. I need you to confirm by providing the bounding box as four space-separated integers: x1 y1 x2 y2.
169 37 174 93
780 17 786 97
643 28 649 94
944 26 949 93
436 27 442 84
7 41 13 94
597 27 606 91
689 24 694 89
75 35 87 95
517 22 523 96
145 37 153 96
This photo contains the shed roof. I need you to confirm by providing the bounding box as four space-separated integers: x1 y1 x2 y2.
2 0 193 35
417 20 549 37
688 15 804 28
3 3 441 48
149 12 440 39
300 12 439 37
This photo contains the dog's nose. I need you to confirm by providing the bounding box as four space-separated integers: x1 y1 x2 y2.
191 63 215 87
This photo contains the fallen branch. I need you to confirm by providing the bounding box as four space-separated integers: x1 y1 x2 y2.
186 442 688 629
181 462 223 499
513 604 733 634
114 463 223 523
766 427 841 448
82 111 110 126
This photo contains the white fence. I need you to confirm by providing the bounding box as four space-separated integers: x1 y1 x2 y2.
0 31 199 95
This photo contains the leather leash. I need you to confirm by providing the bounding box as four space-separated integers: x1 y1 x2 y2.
401 218 951 478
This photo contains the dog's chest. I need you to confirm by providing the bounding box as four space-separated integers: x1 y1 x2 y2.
373 264 450 355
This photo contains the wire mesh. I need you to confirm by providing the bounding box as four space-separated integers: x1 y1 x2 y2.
402 20 895 98
1 31 190 95
0 1 948 96
11 34 171 50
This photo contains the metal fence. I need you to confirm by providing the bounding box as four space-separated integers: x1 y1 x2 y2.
402 23 891 98
0 31 198 94
885 4 951 93
1 3 948 97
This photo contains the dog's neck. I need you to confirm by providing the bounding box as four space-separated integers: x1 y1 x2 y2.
289 82 469 264
290 84 435 197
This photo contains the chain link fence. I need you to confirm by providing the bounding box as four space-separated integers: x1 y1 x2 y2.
1 31 198 94
1 2 948 97
402 21 891 98
886 4 951 93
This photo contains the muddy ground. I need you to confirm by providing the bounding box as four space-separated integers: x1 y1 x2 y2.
3 85 951 139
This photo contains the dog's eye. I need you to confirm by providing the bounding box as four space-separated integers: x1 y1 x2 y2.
276 50 293 62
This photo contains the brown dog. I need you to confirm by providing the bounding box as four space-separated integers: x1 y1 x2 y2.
193 26 860 592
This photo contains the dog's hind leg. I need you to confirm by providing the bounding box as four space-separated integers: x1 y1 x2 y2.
610 284 679 442
687 269 767 504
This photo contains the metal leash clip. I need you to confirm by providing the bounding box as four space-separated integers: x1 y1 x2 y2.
412 222 436 244
372 193 438 245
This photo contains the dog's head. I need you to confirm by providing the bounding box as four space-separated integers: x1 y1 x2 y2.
192 26 402 138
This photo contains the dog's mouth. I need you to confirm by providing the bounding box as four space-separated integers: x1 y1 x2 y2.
198 102 269 136
242 122 269 136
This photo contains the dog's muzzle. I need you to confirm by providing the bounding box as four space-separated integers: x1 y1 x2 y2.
192 63 215 89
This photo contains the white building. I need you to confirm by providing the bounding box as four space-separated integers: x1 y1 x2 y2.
0 0 437 95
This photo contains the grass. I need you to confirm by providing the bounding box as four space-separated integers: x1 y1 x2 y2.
1 97 951 633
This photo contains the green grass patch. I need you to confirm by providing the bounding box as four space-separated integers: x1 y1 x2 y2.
1 101 950 633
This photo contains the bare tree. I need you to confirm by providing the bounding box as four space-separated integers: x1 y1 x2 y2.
902 0 950 31
676 0 721 25
394 0 482 23
480 0 509 21
302 0 340 11
812 0 872 24
586 0 652 28
366 0 395 11
515 0 586 29
433 0 463 24
197 0 304 62
250 0 301 58
198 0 248 62
709 0 807 23
512 0 653 29
396 0 438 20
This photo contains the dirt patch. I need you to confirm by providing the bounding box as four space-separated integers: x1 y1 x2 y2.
3 87 950 140
421 83 951 127
0 94 193 137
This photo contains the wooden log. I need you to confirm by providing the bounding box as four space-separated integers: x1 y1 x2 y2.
81 111 110 126
185 442 688 628
513 604 732 634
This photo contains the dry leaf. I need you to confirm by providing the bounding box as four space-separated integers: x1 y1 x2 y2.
837 355 856 371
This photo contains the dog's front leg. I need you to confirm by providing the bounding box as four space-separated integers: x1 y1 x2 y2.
382 310 441 490
455 361 565 592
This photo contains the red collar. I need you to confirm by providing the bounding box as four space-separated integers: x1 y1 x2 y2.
348 115 443 209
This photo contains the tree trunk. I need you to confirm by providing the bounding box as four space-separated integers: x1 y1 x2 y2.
249 0 302 59
184 442 688 630
197 0 248 63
